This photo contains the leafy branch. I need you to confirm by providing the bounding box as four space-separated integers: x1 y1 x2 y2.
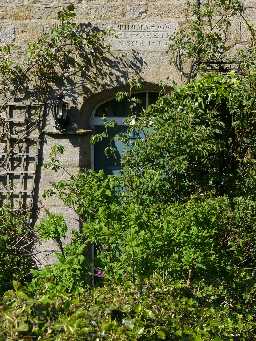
169 0 256 80
0 4 113 105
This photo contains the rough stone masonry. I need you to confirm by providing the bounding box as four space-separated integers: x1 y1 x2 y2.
0 0 256 264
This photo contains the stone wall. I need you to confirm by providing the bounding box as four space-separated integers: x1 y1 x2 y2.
0 0 188 82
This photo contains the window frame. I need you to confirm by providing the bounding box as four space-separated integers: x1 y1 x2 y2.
90 91 158 171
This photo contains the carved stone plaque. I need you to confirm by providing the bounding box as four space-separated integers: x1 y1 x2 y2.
99 21 178 51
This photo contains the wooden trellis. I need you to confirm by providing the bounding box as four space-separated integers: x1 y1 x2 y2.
0 103 45 213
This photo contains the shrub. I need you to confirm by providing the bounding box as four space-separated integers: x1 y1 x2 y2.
0 208 35 295
1 277 255 340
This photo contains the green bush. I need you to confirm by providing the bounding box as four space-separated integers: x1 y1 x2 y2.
1 277 255 340
123 73 256 204
83 196 256 287
0 208 35 295
2 70 256 340
29 233 90 296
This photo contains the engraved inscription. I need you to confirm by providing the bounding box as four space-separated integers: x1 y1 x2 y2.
111 22 177 51
93 21 178 51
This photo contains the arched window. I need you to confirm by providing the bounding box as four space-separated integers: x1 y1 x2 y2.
91 91 159 174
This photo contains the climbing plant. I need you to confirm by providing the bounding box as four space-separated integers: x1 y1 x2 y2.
169 0 256 80
0 4 115 105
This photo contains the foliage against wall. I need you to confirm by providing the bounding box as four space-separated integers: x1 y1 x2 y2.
1 1 256 339
169 0 256 80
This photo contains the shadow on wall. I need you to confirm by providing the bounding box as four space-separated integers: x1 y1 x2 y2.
31 41 145 225
59 24 146 103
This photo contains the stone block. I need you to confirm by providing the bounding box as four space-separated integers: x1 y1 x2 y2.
0 25 15 44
